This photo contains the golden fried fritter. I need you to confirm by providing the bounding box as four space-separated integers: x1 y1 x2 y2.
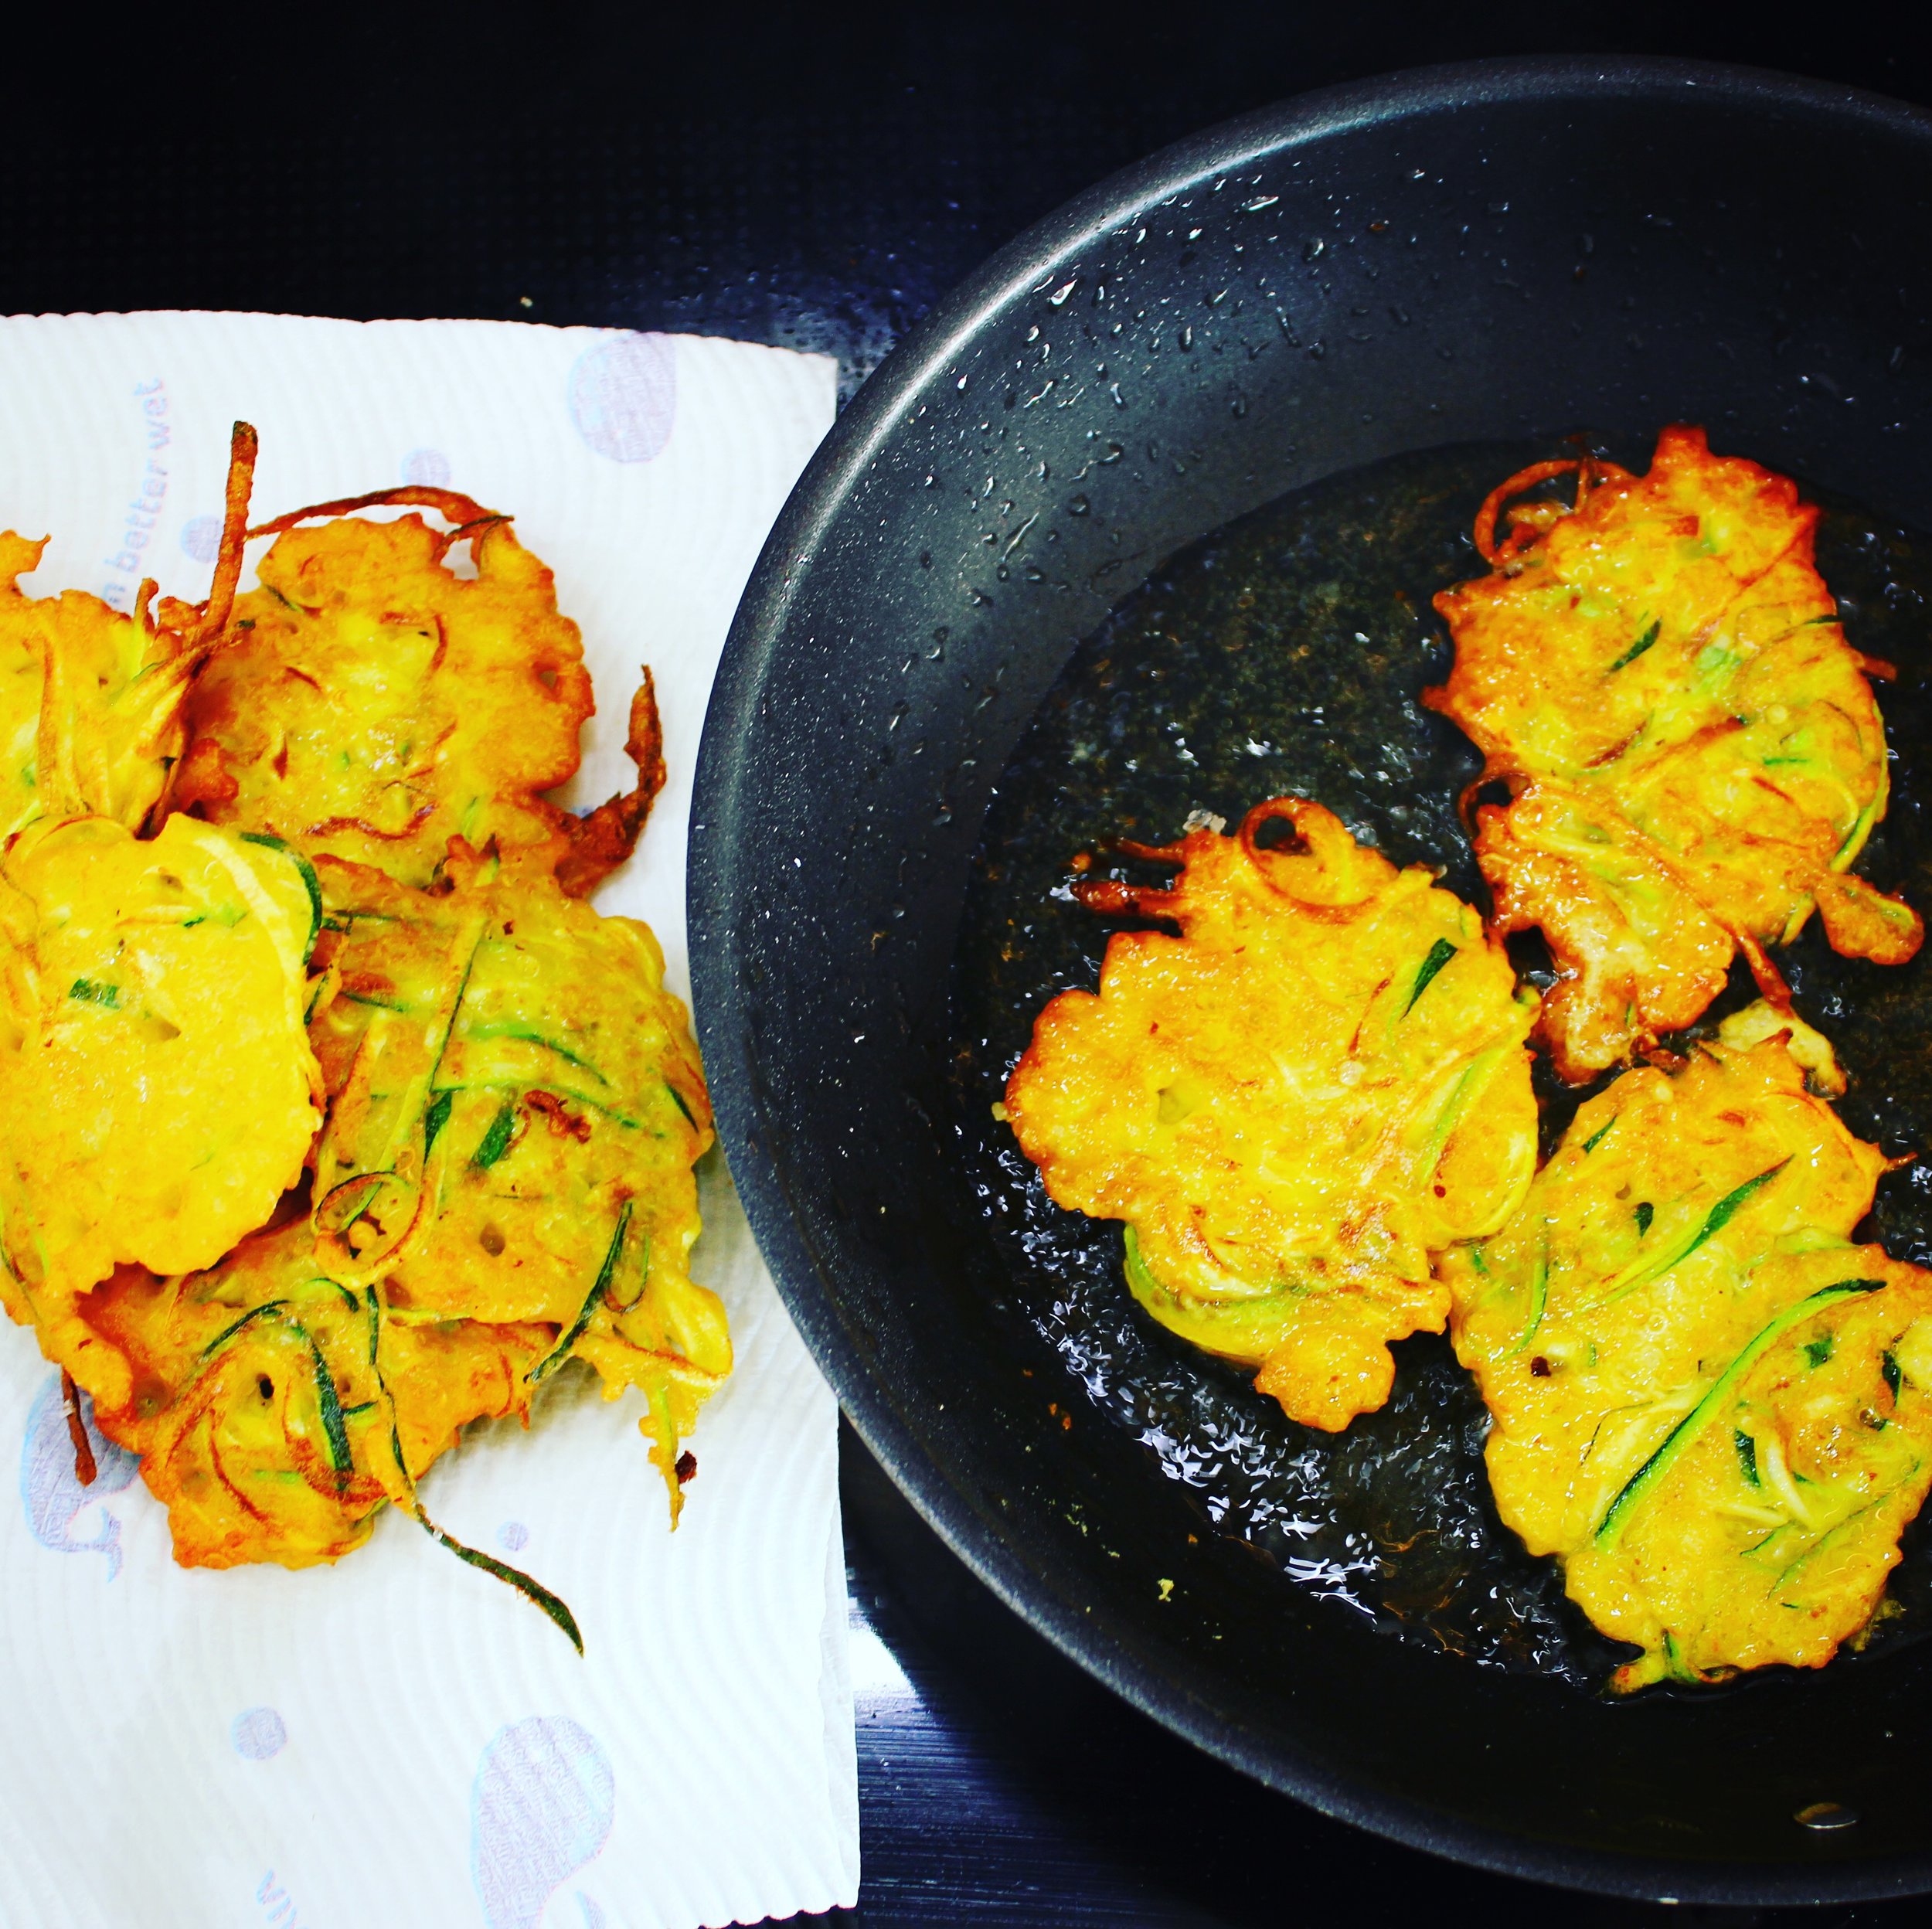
175 492 664 894
73 1233 552 1570
304 845 727 1516
0 814 321 1374
1445 1012 1932 1689
1427 427 1921 1082
44 842 726 1575
0 428 254 837
1006 798 1538 1431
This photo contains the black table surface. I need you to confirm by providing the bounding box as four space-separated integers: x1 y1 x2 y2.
8 6 1932 1920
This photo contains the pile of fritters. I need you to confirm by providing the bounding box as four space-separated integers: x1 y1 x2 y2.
0 437 722 1633
1007 427 1932 1691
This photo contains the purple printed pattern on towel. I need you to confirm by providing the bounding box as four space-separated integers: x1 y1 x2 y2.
471 1716 614 1929
181 514 223 565
19 1372 138 1579
233 1707 288 1761
403 447 453 488
569 334 676 463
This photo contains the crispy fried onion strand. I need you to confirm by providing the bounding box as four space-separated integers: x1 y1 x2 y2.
1471 452 1635 566
246 485 505 547
1072 796 1382 927
193 422 260 649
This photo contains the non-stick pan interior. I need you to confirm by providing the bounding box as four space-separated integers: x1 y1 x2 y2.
692 60 1932 1900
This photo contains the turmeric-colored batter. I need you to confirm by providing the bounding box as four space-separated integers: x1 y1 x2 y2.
1447 1010 1932 1689
1007 798 1538 1430
1429 427 1920 1081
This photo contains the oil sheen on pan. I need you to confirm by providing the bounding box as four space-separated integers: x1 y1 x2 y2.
947 440 1932 1686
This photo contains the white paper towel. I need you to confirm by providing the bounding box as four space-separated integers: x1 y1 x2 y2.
0 312 856 1929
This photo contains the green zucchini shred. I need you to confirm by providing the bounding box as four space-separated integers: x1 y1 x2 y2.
1606 620 1662 674
1735 1429 1760 1487
366 1300 583 1653
238 830 324 964
1511 1230 1550 1356
466 1022 607 1084
200 1299 291 1358
417 1513 584 1655
1594 1277 1886 1548
1698 1161 1790 1244
1403 937 1458 1017
471 1099 519 1169
1832 793 1883 866
67 978 120 1009
529 1203 634 1386
305 1334 353 1487
1583 1158 1791 1312
1659 1630 1704 1683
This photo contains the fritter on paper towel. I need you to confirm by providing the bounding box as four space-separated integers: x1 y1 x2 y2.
1005 798 1539 1431
309 845 728 1474
0 814 322 1369
1427 427 1921 1082
75 1225 553 1569
0 451 718 1642
0 427 255 837
57 841 728 1572
1445 1009 1932 1689
175 491 664 894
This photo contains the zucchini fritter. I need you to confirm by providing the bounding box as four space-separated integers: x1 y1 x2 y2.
0 814 322 1369
1428 427 1921 1082
175 492 664 894
0 427 253 838
74 1232 553 1570
49 843 726 1573
1446 1010 1932 1689
1006 798 1538 1431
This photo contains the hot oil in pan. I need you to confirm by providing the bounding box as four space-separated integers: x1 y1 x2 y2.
947 439 1932 1687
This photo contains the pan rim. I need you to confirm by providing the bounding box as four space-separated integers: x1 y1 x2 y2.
691 52 1932 1905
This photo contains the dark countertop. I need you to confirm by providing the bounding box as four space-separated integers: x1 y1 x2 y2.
7 7 1930 1920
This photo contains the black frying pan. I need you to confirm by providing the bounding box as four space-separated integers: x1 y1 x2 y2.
690 57 1932 1903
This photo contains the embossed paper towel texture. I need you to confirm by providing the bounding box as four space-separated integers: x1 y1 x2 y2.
0 314 855 1929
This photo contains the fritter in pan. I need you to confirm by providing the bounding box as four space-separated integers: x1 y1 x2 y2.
175 489 664 894
0 427 255 838
1427 426 1921 1082
1445 1009 1932 1689
0 813 321 1373
1005 798 1538 1431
